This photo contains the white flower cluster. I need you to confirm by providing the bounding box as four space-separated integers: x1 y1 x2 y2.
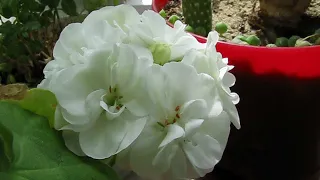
38 5 240 180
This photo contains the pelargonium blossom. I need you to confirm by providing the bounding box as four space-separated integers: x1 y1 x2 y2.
38 4 240 180
49 44 152 159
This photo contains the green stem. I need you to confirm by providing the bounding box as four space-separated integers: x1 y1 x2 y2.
301 33 319 41
108 155 116 167
54 8 63 32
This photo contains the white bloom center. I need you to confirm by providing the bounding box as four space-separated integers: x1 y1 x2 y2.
157 105 181 127
148 43 171 65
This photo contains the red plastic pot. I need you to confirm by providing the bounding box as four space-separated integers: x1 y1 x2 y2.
152 0 320 79
153 1 320 180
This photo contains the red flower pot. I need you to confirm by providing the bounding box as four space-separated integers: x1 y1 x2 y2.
152 0 320 78
153 1 320 180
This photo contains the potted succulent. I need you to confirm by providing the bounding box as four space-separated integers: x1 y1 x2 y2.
152 0 320 180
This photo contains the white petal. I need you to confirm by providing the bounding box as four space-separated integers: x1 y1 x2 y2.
145 65 173 116
169 148 188 178
170 36 201 60
183 134 222 171
83 5 140 32
62 130 86 156
159 124 185 148
85 89 106 119
162 62 198 103
53 23 86 64
130 128 165 179
140 10 166 39
201 111 231 146
184 119 204 138
152 143 179 173
181 50 209 74
115 116 147 154
207 31 219 46
54 105 69 130
79 116 126 159
124 100 148 117
208 95 223 117
180 99 208 120
79 112 145 159
115 44 153 95
49 65 93 116
100 101 126 120
223 98 240 129
222 72 236 88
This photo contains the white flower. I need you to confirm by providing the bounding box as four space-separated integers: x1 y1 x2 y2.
127 10 205 64
38 5 140 89
50 44 153 159
116 62 230 180
182 31 240 129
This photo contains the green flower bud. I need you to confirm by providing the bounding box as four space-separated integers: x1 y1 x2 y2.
149 43 171 65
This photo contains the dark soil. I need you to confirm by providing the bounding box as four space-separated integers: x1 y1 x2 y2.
163 0 320 46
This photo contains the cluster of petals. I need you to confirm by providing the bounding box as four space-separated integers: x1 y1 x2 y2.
38 4 240 180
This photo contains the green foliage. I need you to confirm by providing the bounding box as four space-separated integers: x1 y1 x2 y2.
0 0 78 86
0 101 120 180
275 37 289 47
185 25 194 33
168 14 180 24
62 0 79 16
18 88 57 127
288 35 300 47
244 35 261 46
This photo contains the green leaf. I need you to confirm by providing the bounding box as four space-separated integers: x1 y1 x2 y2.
23 21 42 31
1 0 19 18
0 101 119 180
0 122 13 171
39 0 60 8
83 0 106 12
61 0 78 16
18 88 57 128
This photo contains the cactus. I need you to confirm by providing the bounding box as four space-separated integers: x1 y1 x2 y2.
182 0 212 37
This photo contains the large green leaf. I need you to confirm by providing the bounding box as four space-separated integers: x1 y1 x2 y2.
61 0 78 16
0 101 120 180
18 88 57 127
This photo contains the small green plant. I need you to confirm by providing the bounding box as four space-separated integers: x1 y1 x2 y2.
275 37 289 47
288 36 300 47
185 25 194 33
0 0 121 86
168 14 180 24
215 22 228 35
0 0 79 86
159 9 167 18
